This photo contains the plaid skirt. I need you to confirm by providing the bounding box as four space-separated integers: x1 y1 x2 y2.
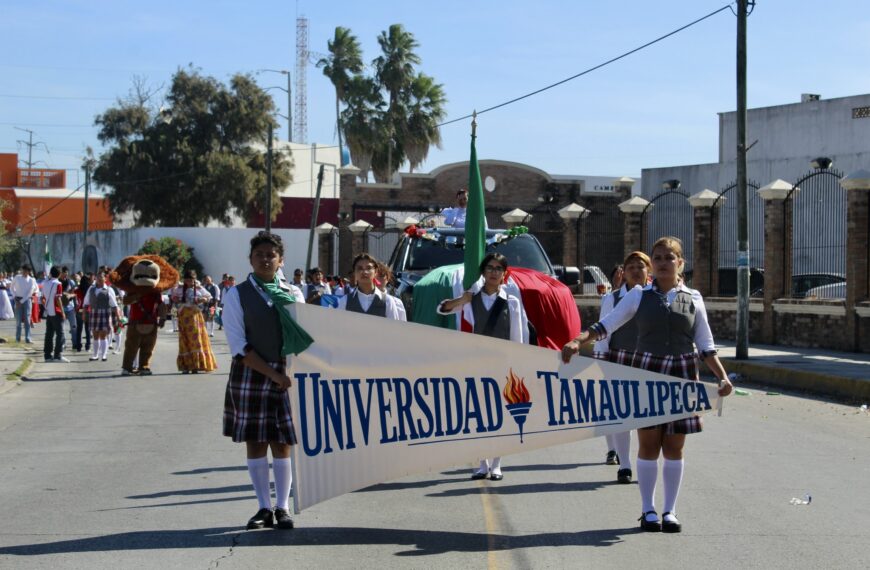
223 358 297 445
608 348 637 367
632 351 703 435
89 308 114 333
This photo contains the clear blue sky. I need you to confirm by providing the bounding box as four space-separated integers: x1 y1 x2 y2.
2 0 868 188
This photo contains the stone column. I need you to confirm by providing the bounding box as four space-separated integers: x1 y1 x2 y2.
758 179 795 344
841 170 870 351
337 165 361 276
688 189 722 297
557 203 589 270
618 196 650 258
347 219 372 266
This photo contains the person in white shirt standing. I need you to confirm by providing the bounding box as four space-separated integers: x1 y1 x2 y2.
337 253 406 321
42 266 69 363
10 264 38 343
441 188 468 228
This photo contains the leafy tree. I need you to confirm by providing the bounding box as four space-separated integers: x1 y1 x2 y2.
93 68 293 227
326 25 446 182
138 237 191 272
317 27 364 165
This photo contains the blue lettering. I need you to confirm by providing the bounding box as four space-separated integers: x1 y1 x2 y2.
463 378 486 434
669 381 684 415
296 372 322 457
538 370 559 426
682 382 696 412
320 379 343 454
558 379 577 425
599 380 617 421
646 381 658 416
613 380 632 419
350 379 375 446
375 378 397 444
655 382 669 417
393 378 419 441
432 378 444 437
631 381 649 418
695 383 712 411
481 377 503 431
573 378 598 423
413 378 434 437
339 380 356 450
442 377 463 436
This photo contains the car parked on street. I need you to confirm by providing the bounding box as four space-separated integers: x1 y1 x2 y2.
388 227 579 315
791 272 846 299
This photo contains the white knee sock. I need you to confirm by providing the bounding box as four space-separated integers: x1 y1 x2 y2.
91 341 99 358
272 457 293 510
247 457 272 510
614 431 632 471
206 320 214 334
662 458 684 515
490 457 502 475
100 339 109 358
637 458 659 513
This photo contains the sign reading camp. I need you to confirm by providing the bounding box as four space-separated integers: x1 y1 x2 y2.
287 304 719 513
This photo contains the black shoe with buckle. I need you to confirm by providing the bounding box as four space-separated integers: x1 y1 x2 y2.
639 511 661 532
470 470 488 480
617 468 632 484
246 508 274 530
274 508 294 529
605 450 619 465
662 512 682 533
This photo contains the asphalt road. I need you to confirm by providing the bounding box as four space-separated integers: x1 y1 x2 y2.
0 328 868 569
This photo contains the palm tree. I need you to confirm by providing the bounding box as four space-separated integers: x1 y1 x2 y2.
317 27 363 165
402 73 447 173
341 76 385 181
373 24 420 179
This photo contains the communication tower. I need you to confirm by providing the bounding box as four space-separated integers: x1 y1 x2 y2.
294 15 309 144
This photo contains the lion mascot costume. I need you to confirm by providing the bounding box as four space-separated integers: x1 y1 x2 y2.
109 255 179 375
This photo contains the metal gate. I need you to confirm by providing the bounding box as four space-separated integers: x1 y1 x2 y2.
710 179 762 293
585 205 623 274
786 168 845 298
640 188 693 271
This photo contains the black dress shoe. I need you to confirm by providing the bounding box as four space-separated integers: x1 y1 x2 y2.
639 511 661 532
661 512 682 533
617 468 632 484
605 450 619 465
489 472 503 481
274 508 294 529
470 471 488 480
246 508 274 530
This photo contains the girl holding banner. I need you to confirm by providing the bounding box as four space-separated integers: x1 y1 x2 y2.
221 231 313 531
593 251 653 485
438 252 524 481
337 253 407 320
562 237 733 534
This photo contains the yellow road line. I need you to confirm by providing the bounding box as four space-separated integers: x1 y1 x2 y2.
477 475 501 570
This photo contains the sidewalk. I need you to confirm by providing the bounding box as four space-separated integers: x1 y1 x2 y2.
717 341 870 402
0 318 40 396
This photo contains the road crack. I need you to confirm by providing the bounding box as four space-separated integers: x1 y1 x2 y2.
208 532 241 569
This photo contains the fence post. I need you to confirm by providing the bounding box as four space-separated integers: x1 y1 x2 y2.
618 196 650 258
841 170 870 351
557 203 589 273
688 189 721 297
315 223 337 277
758 179 795 344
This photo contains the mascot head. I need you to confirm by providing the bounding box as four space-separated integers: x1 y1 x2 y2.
110 255 179 294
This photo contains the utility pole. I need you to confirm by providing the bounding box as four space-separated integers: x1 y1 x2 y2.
286 71 293 142
266 124 274 232
305 164 326 274
83 162 91 245
14 127 47 170
736 0 750 359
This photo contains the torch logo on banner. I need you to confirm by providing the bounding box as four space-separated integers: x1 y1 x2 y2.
503 369 533 443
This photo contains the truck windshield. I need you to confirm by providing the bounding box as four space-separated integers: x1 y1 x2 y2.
406 235 551 274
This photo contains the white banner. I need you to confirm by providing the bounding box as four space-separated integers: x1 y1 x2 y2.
288 304 720 513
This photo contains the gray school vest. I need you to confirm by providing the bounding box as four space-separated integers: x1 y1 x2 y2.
471 292 511 340
236 280 284 362
88 286 111 310
609 288 639 352
345 290 387 317
635 287 696 356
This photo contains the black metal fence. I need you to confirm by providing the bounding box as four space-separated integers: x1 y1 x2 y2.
641 189 693 271
584 206 624 274
711 179 763 293
787 168 845 298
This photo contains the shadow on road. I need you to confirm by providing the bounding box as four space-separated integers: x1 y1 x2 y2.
440 462 601 475
172 465 247 475
0 525 638 557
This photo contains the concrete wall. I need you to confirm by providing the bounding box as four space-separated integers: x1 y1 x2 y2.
30 227 318 280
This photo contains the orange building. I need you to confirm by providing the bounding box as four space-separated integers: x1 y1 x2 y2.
0 153 114 235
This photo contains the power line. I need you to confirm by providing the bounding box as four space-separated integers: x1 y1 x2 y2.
437 3 734 127
0 93 114 101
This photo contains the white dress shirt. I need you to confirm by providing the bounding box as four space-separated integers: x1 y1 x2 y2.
222 274 305 358
595 282 716 354
337 287 407 321
441 206 467 228
592 284 628 356
10 274 37 299
82 284 119 309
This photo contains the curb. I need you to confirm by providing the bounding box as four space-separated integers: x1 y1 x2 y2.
0 356 35 397
721 358 870 402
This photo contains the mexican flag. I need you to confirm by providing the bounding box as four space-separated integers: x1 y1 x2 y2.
43 241 53 276
463 127 485 289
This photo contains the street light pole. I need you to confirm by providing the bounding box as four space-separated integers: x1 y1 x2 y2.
736 0 750 359
266 123 273 232
257 69 292 142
